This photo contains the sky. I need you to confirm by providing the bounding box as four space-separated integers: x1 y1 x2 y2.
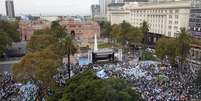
0 0 99 16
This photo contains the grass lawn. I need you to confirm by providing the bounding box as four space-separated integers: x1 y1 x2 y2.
98 43 113 49
142 51 158 61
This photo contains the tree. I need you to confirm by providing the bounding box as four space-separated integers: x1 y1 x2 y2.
177 28 191 68
126 27 143 44
110 24 122 43
140 21 149 45
27 34 57 52
0 21 20 56
60 37 77 79
0 32 12 56
0 21 20 42
98 21 112 38
119 20 132 45
156 37 178 65
12 49 60 95
58 70 142 101
51 21 67 39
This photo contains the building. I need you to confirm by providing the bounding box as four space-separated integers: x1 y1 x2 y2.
107 3 130 24
189 0 201 39
5 0 15 18
189 40 201 73
19 19 51 41
108 0 192 37
60 19 100 40
100 0 114 17
91 4 100 19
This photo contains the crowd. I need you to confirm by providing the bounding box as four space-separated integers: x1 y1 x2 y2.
0 72 19 100
57 60 200 101
1 59 201 101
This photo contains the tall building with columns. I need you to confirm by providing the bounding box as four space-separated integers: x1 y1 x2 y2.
108 0 192 37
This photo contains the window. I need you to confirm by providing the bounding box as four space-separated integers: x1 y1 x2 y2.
174 26 178 30
175 9 179 13
169 10 173 13
168 31 171 36
175 15 179 19
169 21 172 24
175 21 178 24
168 26 172 29
169 15 172 19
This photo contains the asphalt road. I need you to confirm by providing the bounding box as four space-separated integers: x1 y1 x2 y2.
0 59 20 74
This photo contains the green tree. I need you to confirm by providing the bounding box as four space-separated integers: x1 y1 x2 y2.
27 34 57 52
126 27 143 44
0 21 20 56
51 21 67 39
0 21 20 42
110 24 122 43
59 37 77 79
177 28 191 68
98 21 112 38
156 37 178 65
119 20 132 44
0 32 12 56
58 70 142 101
12 49 60 96
140 21 149 45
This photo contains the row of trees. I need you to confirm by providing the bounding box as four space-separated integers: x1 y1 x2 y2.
155 28 192 69
0 21 20 56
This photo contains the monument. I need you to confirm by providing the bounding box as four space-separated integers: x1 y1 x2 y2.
79 33 123 65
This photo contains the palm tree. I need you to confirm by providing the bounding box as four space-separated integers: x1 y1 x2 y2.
60 37 77 79
140 21 149 60
51 21 67 39
177 27 191 69
141 21 149 44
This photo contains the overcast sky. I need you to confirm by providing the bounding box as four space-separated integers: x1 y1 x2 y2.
0 0 99 16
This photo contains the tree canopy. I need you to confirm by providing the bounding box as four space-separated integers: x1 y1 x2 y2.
98 21 112 38
0 21 20 56
155 27 192 66
57 70 142 101
0 32 12 56
110 21 143 45
156 37 178 65
12 49 60 88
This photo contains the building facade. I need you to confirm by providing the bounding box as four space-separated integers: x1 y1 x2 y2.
189 43 201 73
19 20 51 41
107 3 130 24
189 0 201 38
60 19 100 40
5 0 15 18
108 0 192 37
91 4 101 19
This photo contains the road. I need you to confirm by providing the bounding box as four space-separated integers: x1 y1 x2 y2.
0 59 20 74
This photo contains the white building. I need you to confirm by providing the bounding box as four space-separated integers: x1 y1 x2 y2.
107 3 130 24
108 0 192 37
